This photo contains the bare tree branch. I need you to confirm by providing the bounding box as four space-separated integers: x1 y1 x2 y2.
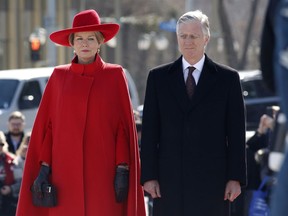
218 0 238 68
238 0 260 69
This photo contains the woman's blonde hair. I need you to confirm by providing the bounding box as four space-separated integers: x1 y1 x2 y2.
16 131 31 157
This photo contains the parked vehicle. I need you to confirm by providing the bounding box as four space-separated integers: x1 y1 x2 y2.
239 70 280 131
0 67 139 131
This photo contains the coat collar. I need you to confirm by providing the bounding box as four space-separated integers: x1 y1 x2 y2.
70 54 105 76
167 55 218 113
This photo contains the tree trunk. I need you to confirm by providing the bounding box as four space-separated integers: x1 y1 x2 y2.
218 0 238 68
238 0 260 70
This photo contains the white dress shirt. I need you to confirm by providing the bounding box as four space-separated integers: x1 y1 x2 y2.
182 55 205 84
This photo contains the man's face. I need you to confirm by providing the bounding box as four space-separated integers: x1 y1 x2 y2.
8 118 24 136
177 20 209 64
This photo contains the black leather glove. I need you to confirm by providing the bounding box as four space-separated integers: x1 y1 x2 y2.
114 166 129 203
33 165 50 196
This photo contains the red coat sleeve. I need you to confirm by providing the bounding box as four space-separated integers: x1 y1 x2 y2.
16 69 60 216
116 119 130 166
115 68 146 216
39 121 52 165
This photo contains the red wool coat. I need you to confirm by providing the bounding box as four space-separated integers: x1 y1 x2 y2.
16 55 145 216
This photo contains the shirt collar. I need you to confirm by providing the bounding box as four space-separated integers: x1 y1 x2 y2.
182 55 205 72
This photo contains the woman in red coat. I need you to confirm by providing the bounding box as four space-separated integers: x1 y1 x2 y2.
16 9 145 216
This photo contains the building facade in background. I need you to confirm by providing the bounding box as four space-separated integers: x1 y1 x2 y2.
0 0 268 103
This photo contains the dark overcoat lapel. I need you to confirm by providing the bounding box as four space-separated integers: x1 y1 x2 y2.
189 57 218 110
166 55 219 113
166 57 189 113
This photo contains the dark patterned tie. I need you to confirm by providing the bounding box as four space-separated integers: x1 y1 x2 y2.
186 66 196 99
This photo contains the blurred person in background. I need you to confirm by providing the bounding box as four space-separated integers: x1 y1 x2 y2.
234 107 278 216
5 111 25 154
0 131 17 216
14 132 31 170
140 10 246 216
260 0 288 215
134 110 142 150
247 113 275 177
11 132 31 199
16 9 145 216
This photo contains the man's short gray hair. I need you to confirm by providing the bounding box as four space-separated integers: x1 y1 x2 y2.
176 10 210 38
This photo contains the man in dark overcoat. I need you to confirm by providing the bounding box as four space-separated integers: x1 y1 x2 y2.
140 10 247 216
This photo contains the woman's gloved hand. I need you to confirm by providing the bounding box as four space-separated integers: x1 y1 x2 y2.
114 166 129 203
32 165 50 196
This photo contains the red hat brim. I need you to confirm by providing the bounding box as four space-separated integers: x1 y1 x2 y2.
49 23 119 47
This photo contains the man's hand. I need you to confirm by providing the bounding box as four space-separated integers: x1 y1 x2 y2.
143 180 161 198
224 180 241 202
257 114 274 134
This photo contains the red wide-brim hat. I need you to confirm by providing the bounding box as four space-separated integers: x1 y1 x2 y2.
50 9 120 47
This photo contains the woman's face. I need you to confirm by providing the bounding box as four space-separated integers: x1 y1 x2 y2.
72 31 101 64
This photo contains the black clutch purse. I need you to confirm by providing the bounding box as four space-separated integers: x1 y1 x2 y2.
31 183 57 207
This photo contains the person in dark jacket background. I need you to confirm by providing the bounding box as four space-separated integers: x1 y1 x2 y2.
0 131 17 216
260 0 288 215
4 111 25 154
140 10 247 216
